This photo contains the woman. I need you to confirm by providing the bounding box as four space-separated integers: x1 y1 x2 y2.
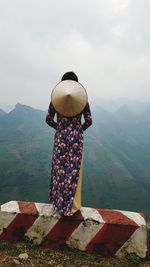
46 72 92 216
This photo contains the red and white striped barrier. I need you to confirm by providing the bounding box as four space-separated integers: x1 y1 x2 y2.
0 201 147 258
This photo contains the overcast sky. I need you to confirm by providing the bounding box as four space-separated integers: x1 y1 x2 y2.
0 0 150 111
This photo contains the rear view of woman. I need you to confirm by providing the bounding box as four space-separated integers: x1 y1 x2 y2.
46 72 92 216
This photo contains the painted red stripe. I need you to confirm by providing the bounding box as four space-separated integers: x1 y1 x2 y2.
18 201 38 215
0 213 37 243
42 211 84 248
86 208 138 257
97 209 138 226
86 223 138 256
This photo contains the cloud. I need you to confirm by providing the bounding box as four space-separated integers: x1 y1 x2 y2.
0 0 150 110
111 0 129 13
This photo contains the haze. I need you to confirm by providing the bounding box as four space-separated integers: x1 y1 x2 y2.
0 0 150 111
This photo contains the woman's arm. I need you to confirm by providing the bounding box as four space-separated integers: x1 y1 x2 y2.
82 102 92 131
46 102 58 129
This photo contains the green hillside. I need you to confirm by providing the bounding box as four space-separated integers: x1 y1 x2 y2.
0 108 6 118
0 103 150 219
0 104 53 203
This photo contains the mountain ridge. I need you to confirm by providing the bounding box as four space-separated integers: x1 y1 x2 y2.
0 102 150 219
0 108 6 118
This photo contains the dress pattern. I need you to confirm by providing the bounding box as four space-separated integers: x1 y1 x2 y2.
46 102 92 216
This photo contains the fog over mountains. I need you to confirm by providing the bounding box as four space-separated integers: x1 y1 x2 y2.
0 100 150 219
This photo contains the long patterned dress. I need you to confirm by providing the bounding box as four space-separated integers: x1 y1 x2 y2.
46 102 92 216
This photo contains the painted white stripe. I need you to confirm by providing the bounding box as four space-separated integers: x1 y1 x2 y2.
1 201 20 214
34 203 53 216
25 214 60 244
81 207 105 223
116 210 146 227
116 227 147 258
67 208 105 250
0 212 17 235
67 220 104 251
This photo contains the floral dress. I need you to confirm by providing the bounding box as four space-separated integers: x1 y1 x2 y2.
46 102 92 216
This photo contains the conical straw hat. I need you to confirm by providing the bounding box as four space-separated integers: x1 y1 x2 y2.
51 80 88 117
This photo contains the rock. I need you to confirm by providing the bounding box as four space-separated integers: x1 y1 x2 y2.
13 259 20 265
18 253 28 260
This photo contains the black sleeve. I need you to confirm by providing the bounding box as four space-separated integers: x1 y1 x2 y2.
45 102 58 130
82 103 92 131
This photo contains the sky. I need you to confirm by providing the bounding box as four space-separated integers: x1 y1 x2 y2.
0 0 150 111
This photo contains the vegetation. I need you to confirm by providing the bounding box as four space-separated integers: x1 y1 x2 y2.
0 102 150 266
0 103 150 220
0 239 149 267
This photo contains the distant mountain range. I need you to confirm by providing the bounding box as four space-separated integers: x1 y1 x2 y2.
0 101 150 220
0 109 6 118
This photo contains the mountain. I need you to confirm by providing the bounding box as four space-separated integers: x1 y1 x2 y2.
94 98 150 114
0 102 150 219
0 108 6 118
0 103 53 202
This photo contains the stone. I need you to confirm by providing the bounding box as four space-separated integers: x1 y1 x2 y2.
18 253 28 260
0 201 148 258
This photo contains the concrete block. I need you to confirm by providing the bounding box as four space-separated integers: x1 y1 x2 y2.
0 201 147 258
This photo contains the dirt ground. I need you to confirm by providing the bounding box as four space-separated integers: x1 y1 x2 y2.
0 241 150 267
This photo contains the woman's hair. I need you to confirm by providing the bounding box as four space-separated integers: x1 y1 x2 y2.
61 71 78 82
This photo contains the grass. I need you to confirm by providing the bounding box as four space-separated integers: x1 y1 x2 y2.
0 239 149 267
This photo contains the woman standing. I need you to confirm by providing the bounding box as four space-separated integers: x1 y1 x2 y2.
46 72 92 216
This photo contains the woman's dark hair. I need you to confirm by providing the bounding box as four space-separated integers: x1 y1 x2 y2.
61 71 78 82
